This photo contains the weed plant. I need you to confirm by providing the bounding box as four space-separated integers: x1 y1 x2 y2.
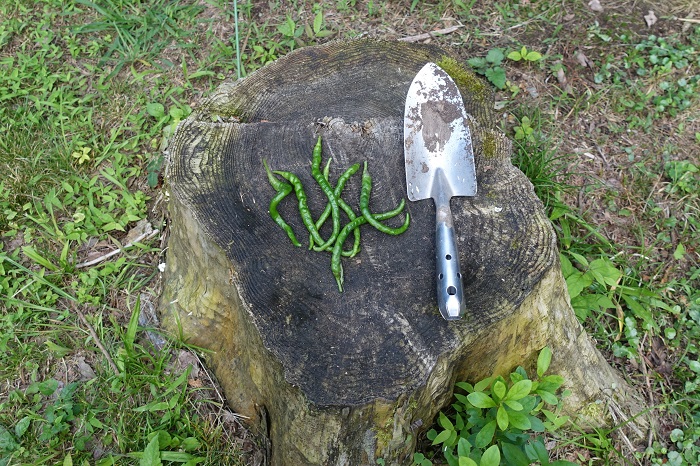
591 26 700 130
413 348 575 466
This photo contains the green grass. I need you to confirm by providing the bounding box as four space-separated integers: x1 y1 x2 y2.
1 0 699 464
0 0 246 463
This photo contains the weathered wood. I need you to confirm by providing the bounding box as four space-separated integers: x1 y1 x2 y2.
159 39 647 465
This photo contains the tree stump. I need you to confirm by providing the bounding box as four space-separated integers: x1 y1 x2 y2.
160 39 646 465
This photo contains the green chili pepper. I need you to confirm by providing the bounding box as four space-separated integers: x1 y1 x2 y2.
331 200 408 291
323 157 331 180
359 161 410 236
273 169 326 248
308 157 335 249
263 159 288 191
337 197 361 258
263 160 301 247
310 136 342 251
312 162 362 255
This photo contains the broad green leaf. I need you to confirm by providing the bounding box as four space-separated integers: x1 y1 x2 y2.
475 420 497 448
480 445 501 466
622 294 656 329
559 254 574 277
539 375 564 387
504 400 523 411
501 443 530 466
146 103 165 119
537 389 559 405
457 437 471 457
140 436 162 466
147 169 160 188
467 57 487 69
63 454 73 466
30 379 59 396
493 380 506 400
153 431 172 449
543 409 569 428
531 439 549 464
169 107 184 120
507 410 532 430
474 377 493 393
567 251 589 267
459 457 477 466
304 22 314 38
0 424 19 451
15 416 31 438
432 428 453 445
454 412 465 430
456 382 473 392
102 222 125 232
45 340 72 357
526 51 543 61
520 46 527 56
445 449 459 466
439 411 455 430
589 258 622 287
496 405 509 431
277 16 296 37
507 50 522 61
485 67 506 89
486 48 504 64
467 392 497 408
89 416 105 429
537 346 552 377
455 393 470 406
528 415 545 432
565 271 593 299
550 461 579 466
574 293 615 313
518 395 538 412
504 380 532 401
313 10 323 34
447 429 458 447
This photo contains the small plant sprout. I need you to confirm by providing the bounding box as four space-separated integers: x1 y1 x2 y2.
71 147 92 165
467 48 507 89
507 45 543 63
513 116 535 143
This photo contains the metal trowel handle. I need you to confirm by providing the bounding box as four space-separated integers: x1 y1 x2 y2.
435 198 467 320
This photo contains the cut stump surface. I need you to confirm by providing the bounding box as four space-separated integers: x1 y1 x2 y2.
160 39 647 465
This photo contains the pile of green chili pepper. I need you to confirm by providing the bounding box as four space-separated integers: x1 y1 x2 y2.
264 135 410 292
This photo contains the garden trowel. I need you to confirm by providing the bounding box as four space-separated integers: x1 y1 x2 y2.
403 62 477 321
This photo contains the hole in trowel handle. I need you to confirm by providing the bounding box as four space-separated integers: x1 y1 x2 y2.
447 286 457 295
445 254 452 260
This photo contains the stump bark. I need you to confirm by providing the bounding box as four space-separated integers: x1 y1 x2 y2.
160 39 646 465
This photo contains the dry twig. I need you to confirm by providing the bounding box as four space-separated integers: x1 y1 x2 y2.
76 228 159 268
399 25 462 42
73 302 121 376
